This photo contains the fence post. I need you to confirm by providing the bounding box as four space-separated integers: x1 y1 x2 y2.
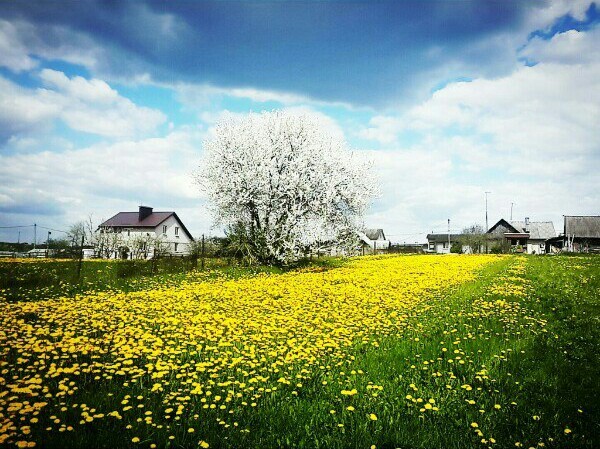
77 235 84 279
152 248 157 274
201 234 205 270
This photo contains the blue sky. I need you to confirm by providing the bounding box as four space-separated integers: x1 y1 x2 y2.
0 0 598 243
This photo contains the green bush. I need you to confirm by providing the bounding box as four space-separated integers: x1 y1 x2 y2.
450 242 462 254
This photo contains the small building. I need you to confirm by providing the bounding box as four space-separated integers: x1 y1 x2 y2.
487 218 556 254
562 215 600 253
425 234 463 254
27 248 56 258
97 206 194 259
358 228 391 254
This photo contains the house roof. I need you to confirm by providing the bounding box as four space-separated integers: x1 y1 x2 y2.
487 218 556 240
100 212 174 228
426 233 462 243
363 228 386 240
99 211 194 240
487 218 519 234
510 221 556 240
564 216 600 238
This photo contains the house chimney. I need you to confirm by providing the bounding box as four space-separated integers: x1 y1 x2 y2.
139 205 153 221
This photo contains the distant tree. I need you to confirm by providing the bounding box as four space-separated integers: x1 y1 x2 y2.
194 110 377 265
222 222 258 265
67 221 87 246
152 235 171 258
95 229 124 259
460 224 486 254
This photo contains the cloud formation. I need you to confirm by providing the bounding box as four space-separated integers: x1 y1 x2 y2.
2 1 596 107
0 70 166 142
0 1 598 243
0 128 209 239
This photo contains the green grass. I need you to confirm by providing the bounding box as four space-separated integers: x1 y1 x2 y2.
1 255 598 448
0 256 346 302
198 255 598 449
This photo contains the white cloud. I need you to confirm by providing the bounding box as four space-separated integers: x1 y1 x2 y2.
170 81 357 112
520 26 600 65
523 0 594 33
0 70 166 141
361 25 600 165
0 19 103 73
0 128 214 240
0 20 38 72
357 25 600 240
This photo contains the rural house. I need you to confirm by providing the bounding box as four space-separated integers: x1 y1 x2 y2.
358 228 390 253
487 218 556 254
561 215 600 253
97 206 194 259
426 233 464 254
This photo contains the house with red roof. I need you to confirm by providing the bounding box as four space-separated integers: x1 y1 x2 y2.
97 206 194 259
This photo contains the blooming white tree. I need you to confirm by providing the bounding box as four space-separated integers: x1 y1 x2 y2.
195 110 377 265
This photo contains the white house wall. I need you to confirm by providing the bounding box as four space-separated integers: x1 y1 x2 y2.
435 243 450 254
526 240 546 255
153 215 193 255
99 215 193 259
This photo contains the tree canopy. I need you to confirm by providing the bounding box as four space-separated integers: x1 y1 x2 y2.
195 110 377 265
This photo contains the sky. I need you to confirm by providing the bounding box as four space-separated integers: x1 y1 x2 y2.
0 0 599 244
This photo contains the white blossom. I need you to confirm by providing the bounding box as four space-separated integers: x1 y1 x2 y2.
195 110 377 264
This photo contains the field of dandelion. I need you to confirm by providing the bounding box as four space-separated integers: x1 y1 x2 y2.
1 254 598 449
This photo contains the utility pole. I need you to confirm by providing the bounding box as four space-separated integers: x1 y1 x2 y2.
17 230 20 245
510 202 515 221
485 192 491 253
46 231 51 258
447 218 451 252
77 234 85 279
33 223 37 249
201 234 205 270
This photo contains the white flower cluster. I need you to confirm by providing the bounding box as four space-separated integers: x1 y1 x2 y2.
196 110 377 264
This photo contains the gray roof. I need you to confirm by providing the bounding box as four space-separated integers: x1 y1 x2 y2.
509 221 556 240
426 233 462 243
363 228 386 240
564 216 600 238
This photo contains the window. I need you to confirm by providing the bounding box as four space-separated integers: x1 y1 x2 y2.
162 225 167 234
428 242 435 250
174 243 178 252
175 227 179 237
127 229 130 236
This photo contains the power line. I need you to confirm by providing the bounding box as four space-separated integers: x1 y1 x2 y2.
0 224 69 235
37 225 69 234
0 225 35 229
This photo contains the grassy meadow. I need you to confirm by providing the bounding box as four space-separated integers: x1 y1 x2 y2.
0 254 598 449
